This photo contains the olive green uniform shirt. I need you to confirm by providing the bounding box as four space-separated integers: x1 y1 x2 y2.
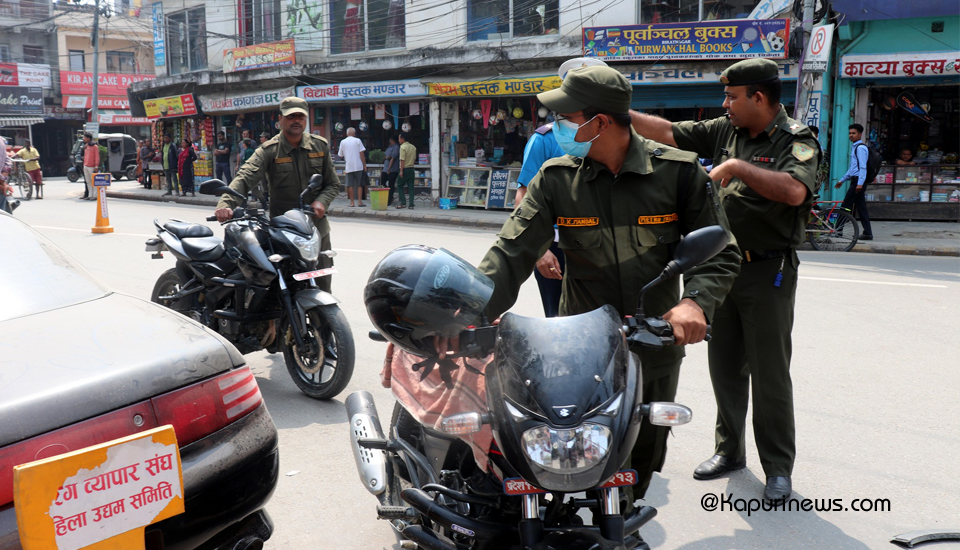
671 106 819 251
478 131 742 374
217 132 340 237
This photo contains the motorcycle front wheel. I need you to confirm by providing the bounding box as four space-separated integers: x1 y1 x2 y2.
67 169 80 183
283 306 355 400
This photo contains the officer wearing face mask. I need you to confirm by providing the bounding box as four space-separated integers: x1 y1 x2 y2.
478 66 742 507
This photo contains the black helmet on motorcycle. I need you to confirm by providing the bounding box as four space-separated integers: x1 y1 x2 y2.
364 245 494 357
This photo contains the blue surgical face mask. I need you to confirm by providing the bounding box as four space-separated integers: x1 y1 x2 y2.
553 115 599 158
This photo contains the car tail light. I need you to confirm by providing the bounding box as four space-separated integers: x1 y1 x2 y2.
152 367 262 446
0 368 262 506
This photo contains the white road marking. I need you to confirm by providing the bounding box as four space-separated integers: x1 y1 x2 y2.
31 225 156 238
800 276 947 288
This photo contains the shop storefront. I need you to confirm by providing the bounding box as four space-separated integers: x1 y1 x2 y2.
297 80 433 196
199 87 294 176
831 23 960 220
428 75 561 209
144 93 214 190
40 106 85 176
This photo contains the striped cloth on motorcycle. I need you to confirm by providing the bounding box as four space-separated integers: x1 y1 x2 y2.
384 347 494 472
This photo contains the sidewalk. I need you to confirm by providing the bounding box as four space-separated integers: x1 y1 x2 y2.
106 180 960 256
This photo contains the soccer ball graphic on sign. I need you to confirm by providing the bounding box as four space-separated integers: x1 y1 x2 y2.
767 32 785 52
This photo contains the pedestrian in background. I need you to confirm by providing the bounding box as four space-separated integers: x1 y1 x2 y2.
396 132 416 209
338 127 366 207
82 132 100 201
235 129 252 175
215 131 232 182
161 134 180 197
241 138 255 164
16 139 43 200
177 139 198 197
0 135 12 213
383 135 400 207
835 123 874 241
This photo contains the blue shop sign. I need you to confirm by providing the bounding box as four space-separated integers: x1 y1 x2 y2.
583 19 790 62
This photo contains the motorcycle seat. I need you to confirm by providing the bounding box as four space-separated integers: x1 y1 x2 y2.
181 236 225 262
164 221 214 239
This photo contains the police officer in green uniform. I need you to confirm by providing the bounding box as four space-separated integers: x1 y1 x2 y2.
214 97 340 293
476 66 742 505
630 59 820 501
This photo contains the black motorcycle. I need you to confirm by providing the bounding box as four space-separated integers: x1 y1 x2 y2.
147 176 355 400
347 226 729 549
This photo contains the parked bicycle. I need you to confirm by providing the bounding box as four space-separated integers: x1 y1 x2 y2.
806 199 859 252
10 159 31 201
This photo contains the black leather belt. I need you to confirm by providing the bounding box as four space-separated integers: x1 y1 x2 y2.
741 249 790 264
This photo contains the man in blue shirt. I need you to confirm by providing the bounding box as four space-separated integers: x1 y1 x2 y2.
834 123 873 240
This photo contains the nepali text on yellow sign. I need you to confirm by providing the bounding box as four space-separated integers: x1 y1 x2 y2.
428 77 562 97
14 426 184 550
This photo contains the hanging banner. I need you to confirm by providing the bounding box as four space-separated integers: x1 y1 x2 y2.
427 76 561 98
840 52 960 79
152 2 166 67
143 94 199 119
223 40 295 73
60 72 156 97
802 24 834 72
0 87 44 115
199 87 295 113
583 19 790 61
0 63 52 88
297 80 427 102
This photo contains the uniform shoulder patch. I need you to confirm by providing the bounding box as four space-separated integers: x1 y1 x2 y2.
792 142 815 162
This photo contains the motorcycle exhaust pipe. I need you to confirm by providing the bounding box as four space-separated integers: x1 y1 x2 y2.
401 488 512 542
401 525 456 550
345 391 388 495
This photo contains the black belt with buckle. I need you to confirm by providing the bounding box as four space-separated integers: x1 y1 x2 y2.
741 249 790 264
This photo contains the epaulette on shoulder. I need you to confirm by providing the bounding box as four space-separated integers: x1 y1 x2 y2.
782 120 812 137
310 133 329 144
535 123 553 135
650 142 699 164
541 155 580 170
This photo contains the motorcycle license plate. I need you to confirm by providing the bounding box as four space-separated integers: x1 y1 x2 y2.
598 469 638 488
293 267 338 281
502 470 639 495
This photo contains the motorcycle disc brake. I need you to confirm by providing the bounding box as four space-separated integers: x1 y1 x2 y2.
288 325 325 374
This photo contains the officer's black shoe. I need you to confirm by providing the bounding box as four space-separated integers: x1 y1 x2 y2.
764 476 792 501
693 454 746 480
860 234 873 240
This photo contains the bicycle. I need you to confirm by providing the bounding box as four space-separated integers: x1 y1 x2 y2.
805 199 859 252
10 159 31 201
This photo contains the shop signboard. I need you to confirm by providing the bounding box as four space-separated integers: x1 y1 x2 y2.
802 24 834 72
60 71 156 97
143 94 199 119
200 87 295 113
582 19 790 61
0 87 43 115
152 2 166 67
747 0 793 19
840 52 960 79
99 112 152 125
223 40 295 73
45 106 86 120
621 61 796 85
297 80 427 102
427 76 561 98
0 63 53 88
63 96 131 110
487 170 511 209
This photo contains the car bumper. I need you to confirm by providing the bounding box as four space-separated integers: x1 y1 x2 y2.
0 403 279 550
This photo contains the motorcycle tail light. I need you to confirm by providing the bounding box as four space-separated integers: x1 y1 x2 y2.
647 402 692 426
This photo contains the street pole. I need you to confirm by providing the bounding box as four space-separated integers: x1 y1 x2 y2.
90 0 100 133
793 0 816 118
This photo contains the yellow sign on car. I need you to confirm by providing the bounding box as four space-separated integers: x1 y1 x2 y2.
14 426 184 550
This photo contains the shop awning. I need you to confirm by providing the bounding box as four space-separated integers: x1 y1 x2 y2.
0 117 44 127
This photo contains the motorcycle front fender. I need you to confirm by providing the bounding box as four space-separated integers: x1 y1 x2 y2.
292 289 339 332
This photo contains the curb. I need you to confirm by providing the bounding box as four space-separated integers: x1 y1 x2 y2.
106 190 958 255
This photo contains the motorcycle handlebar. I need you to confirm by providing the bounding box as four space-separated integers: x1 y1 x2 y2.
206 215 217 222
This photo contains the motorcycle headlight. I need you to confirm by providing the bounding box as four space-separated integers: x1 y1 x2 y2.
282 227 320 263
521 422 611 474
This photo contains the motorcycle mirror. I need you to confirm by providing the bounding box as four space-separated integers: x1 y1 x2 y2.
669 225 729 276
198 179 244 200
308 174 324 189
440 412 486 435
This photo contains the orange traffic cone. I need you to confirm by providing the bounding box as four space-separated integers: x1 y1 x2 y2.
91 173 114 234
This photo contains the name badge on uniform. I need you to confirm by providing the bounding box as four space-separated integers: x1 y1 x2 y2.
637 213 678 225
557 217 599 227
308 152 325 158
751 156 776 163
274 157 293 164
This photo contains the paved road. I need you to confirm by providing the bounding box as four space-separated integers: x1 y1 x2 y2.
14 180 960 549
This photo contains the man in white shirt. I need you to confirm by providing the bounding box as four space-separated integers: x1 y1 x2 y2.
337 127 367 207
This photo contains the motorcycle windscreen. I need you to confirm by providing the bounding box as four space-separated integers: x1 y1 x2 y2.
403 248 495 338
271 209 314 235
494 305 627 427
